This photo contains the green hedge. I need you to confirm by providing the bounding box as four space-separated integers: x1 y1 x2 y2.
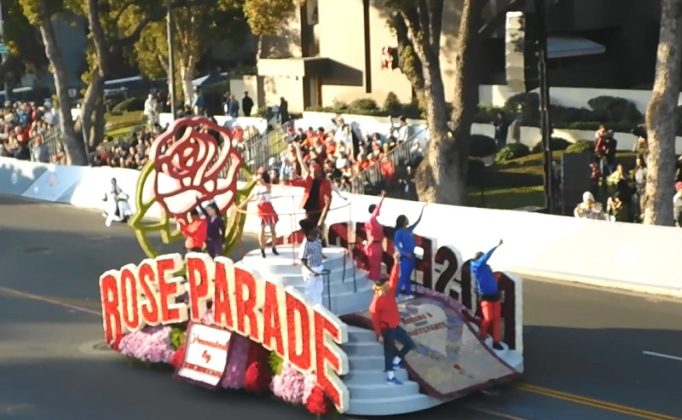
111 97 145 116
469 134 497 157
565 139 595 154
531 137 570 153
496 143 530 162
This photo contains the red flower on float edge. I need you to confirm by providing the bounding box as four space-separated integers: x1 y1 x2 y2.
243 340 272 393
305 385 330 416
171 343 187 369
148 117 243 218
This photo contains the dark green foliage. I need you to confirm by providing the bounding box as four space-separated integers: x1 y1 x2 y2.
496 143 530 162
565 139 595 154
531 137 570 153
504 92 540 124
587 96 643 124
469 134 497 157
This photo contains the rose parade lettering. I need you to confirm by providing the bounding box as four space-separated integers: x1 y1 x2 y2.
100 253 350 412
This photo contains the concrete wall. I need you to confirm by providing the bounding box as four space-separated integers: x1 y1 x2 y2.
1 156 680 298
478 84 682 114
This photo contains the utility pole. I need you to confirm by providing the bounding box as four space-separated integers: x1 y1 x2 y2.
535 0 554 214
166 0 176 120
0 0 10 103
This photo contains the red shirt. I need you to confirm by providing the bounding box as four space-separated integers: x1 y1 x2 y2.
178 217 208 249
364 196 384 244
291 176 332 210
369 263 400 337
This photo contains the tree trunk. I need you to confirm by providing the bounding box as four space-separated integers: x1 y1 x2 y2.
92 99 106 147
413 0 482 205
36 2 85 165
79 69 104 147
180 56 195 107
643 0 682 225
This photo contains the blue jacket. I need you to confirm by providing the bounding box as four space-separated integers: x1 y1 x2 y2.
471 246 499 296
393 208 424 258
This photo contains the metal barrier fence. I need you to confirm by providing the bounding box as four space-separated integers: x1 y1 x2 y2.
236 127 289 181
43 125 64 162
350 128 427 195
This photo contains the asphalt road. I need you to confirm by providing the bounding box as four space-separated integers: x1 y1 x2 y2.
0 195 681 420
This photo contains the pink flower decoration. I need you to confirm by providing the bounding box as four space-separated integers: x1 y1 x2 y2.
118 326 175 364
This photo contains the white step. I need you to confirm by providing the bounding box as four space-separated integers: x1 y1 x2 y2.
344 369 408 383
346 380 420 399
347 394 442 416
343 341 384 357
347 354 385 370
347 326 376 342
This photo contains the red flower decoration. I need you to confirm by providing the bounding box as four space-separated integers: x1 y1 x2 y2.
305 385 330 416
243 361 271 393
148 117 243 218
111 334 124 351
171 343 187 369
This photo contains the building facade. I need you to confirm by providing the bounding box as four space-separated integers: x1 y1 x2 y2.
256 0 662 113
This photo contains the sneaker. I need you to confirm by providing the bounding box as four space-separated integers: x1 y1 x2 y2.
392 361 405 370
492 342 504 351
386 377 403 385
105 218 112 227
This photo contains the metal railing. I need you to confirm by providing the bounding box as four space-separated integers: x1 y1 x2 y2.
236 127 289 181
350 128 427 194
43 125 65 162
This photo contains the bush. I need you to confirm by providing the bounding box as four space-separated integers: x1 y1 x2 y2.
504 92 540 125
550 105 597 127
111 97 145 115
587 96 643 124
473 105 504 124
565 139 594 154
469 134 498 157
531 137 570 153
495 143 530 162
348 98 378 112
383 92 402 115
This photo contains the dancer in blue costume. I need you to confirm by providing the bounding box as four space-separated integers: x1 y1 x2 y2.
392 205 426 300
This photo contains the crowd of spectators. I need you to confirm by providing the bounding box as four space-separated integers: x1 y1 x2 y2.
577 123 682 225
0 100 60 163
257 116 423 198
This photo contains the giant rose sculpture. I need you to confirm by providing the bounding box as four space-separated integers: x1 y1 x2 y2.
130 117 255 258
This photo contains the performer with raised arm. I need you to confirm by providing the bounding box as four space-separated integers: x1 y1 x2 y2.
244 169 280 258
471 239 505 351
290 142 346 240
196 198 225 258
393 205 426 300
365 192 386 281
370 254 416 385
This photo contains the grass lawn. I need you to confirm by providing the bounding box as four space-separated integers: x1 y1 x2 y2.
468 150 637 210
104 111 144 139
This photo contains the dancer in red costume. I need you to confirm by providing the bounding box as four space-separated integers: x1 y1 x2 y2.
176 209 208 254
471 239 504 350
365 192 386 281
244 169 280 258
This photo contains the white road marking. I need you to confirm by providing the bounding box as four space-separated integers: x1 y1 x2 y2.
642 350 682 362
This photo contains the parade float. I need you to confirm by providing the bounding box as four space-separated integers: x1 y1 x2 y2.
98 117 524 416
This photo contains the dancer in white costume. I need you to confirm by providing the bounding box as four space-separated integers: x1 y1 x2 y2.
103 178 132 227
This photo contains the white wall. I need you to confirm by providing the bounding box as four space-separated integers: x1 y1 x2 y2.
478 84 682 114
2 156 679 298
